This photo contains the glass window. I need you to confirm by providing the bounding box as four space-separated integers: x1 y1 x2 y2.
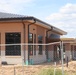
38 35 43 55
34 34 36 55
63 45 65 52
29 33 33 55
29 45 33 55
29 33 33 43
38 45 42 55
38 35 43 43
5 33 21 56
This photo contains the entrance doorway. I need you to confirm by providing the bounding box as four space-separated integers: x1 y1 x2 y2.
73 46 76 59
54 45 61 61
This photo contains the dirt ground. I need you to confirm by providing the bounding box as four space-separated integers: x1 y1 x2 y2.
0 61 76 75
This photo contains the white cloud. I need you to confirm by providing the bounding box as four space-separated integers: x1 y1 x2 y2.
46 3 76 38
60 3 76 14
1 0 34 5
0 0 34 13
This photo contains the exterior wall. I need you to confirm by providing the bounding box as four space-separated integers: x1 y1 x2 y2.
0 41 24 64
0 22 24 64
30 51 46 64
64 43 72 61
0 21 65 65
72 50 76 59
48 45 54 61
48 43 72 62
72 45 76 60
48 51 53 61
0 22 48 64
65 51 72 61
29 24 47 64
65 43 71 51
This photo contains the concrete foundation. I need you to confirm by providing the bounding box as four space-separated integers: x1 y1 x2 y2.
65 50 72 61
48 51 53 61
30 50 46 64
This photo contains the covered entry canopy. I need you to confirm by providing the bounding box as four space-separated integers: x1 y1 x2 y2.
48 38 75 43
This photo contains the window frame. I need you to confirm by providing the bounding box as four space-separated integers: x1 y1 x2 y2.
38 35 43 55
29 33 33 43
29 33 33 55
5 32 21 56
34 34 36 55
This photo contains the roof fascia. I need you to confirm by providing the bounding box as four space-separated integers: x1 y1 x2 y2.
0 17 67 35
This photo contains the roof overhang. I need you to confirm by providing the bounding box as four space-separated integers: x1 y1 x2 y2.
48 38 75 43
0 17 67 35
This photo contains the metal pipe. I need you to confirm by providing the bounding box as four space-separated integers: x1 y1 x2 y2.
28 19 36 63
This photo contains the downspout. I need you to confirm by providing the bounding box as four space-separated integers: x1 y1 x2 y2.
28 19 36 63
22 20 26 62
46 27 53 60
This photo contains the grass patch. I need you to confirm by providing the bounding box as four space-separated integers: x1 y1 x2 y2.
38 68 67 75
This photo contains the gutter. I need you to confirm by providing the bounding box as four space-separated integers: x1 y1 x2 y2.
0 17 67 35
28 19 36 64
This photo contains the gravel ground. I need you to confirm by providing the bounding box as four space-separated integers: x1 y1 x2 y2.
0 61 76 75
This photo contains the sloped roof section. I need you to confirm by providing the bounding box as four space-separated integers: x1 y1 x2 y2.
0 12 25 19
0 12 67 35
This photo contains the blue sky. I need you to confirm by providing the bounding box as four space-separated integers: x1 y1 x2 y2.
0 0 76 38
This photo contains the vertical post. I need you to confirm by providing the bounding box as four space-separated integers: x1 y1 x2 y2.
14 65 16 75
73 45 74 60
22 60 24 75
46 31 48 60
1 65 3 75
60 41 64 75
54 62 56 75
21 44 24 75
66 56 68 67
22 21 26 63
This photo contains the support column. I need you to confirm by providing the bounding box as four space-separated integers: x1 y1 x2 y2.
1 32 5 63
25 24 29 65
60 41 64 75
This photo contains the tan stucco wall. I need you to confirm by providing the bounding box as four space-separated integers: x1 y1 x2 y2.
28 24 47 64
65 43 71 51
0 21 64 64
0 22 24 64
0 21 49 64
